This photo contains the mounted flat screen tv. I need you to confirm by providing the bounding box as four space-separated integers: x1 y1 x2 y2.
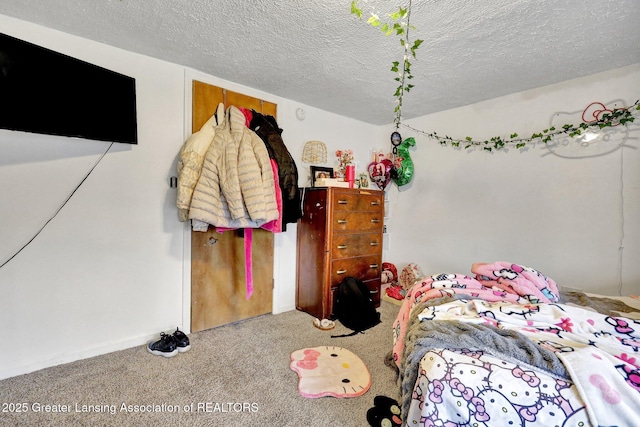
0 33 138 144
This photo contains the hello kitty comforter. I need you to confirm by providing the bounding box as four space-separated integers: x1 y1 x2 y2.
392 262 640 426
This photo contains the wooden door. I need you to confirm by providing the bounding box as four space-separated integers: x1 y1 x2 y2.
190 80 277 332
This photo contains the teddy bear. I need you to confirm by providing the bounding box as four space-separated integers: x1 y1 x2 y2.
399 262 424 291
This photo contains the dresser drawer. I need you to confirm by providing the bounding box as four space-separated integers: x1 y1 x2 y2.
332 211 383 233
330 255 382 285
364 278 381 305
332 191 383 212
331 233 382 259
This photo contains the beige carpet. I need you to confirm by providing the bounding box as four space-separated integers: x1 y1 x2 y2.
0 300 401 426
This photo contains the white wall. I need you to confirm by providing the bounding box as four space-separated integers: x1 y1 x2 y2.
0 15 380 379
2 13 637 381
385 64 640 296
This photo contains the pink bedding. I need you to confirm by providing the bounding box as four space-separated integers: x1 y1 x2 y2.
392 262 640 426
392 262 560 365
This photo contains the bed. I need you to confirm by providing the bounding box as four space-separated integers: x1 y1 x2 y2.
390 261 640 426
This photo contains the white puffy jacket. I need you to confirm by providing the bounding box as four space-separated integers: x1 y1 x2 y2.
176 103 225 221
188 106 278 229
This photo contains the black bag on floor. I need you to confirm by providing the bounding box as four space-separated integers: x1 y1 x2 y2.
331 277 381 338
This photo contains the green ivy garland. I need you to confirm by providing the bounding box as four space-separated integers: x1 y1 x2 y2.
351 0 423 129
400 100 639 152
350 1 638 152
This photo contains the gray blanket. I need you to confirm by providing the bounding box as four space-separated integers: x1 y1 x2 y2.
560 291 637 315
395 295 569 419
393 291 638 419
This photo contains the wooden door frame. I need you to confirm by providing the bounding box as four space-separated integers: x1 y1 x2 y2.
180 70 282 333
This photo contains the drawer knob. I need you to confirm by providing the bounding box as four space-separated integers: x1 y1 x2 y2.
337 219 347 224
370 201 380 206
369 288 379 294
337 244 348 249
370 242 379 246
336 269 347 275
338 200 348 205
370 219 380 223
369 264 379 269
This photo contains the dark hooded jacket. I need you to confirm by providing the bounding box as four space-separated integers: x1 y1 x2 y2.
249 111 302 229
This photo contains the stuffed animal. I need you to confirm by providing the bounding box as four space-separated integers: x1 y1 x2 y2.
382 262 398 284
381 270 394 286
383 262 406 301
399 263 424 291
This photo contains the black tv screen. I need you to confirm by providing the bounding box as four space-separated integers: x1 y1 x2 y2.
0 33 137 144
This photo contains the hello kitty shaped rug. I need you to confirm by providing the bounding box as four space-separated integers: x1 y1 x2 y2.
290 346 371 398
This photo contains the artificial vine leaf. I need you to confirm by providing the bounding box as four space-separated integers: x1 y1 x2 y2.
414 100 639 152
350 0 421 130
367 15 381 26
411 39 423 56
390 8 407 20
350 1 363 18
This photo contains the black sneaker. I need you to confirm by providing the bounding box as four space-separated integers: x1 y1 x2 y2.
173 327 191 353
147 332 178 358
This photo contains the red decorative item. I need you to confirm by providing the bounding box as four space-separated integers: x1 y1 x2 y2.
385 285 405 301
582 101 625 126
368 158 392 190
345 164 355 188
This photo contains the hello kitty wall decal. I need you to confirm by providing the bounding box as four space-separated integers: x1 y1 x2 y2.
398 98 639 154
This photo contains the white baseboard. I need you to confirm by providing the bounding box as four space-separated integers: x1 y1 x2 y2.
0 333 157 381
273 303 296 315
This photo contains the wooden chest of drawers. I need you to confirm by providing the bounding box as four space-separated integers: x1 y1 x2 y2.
296 187 384 319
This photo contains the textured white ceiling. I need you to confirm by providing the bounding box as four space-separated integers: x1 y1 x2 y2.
1 0 639 125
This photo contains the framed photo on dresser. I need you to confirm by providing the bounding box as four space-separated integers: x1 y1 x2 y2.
310 166 334 187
